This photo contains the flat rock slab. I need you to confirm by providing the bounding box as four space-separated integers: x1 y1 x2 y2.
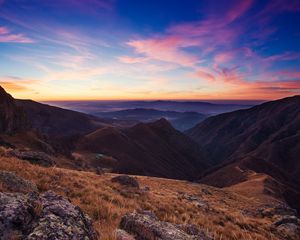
10 150 54 167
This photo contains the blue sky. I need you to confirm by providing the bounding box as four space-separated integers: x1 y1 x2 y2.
0 0 300 100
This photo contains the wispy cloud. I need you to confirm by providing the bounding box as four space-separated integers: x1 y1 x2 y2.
120 0 300 97
0 76 39 92
126 36 199 67
119 0 254 69
0 26 33 43
118 56 148 64
0 0 299 100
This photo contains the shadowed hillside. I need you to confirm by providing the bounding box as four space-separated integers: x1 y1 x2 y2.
76 118 209 180
188 96 300 179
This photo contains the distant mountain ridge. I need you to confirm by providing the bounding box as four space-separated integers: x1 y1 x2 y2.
45 99 253 114
93 108 207 131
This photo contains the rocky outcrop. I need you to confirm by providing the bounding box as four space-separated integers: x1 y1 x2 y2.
0 191 98 240
119 211 212 240
111 175 139 188
0 171 38 193
10 150 54 167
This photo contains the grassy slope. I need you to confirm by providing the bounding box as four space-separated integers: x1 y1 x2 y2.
0 155 286 240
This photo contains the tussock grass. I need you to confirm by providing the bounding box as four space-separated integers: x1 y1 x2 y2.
0 156 281 240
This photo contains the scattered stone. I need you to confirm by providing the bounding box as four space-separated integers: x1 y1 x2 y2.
111 175 139 188
0 170 38 193
116 229 136 240
96 167 105 175
0 190 98 240
201 189 212 195
179 193 209 210
10 150 54 167
119 212 212 240
273 216 299 227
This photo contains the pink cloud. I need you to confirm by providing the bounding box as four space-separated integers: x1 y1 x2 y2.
245 80 300 95
0 26 9 34
194 70 216 82
275 70 300 80
167 0 254 44
118 56 148 64
0 26 33 43
37 0 114 12
263 52 300 63
127 36 199 67
224 80 300 100
214 52 236 64
121 0 255 69
226 0 254 22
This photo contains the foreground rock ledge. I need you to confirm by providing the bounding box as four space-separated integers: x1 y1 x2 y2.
119 212 212 240
0 191 98 240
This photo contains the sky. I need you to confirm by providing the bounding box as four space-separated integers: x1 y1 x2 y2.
0 0 300 101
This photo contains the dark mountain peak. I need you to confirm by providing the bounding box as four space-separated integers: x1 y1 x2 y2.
0 85 28 134
149 118 173 129
0 86 14 103
129 118 175 135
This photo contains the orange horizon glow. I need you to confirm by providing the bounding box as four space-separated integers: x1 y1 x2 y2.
0 0 299 102
4 84 297 102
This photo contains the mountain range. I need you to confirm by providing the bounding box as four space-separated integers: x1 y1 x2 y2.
45 99 253 114
93 108 207 131
0 85 300 213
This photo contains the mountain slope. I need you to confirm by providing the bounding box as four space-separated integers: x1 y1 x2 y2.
2 155 297 240
76 118 209 180
199 156 300 212
187 95 300 179
0 86 28 134
16 99 108 137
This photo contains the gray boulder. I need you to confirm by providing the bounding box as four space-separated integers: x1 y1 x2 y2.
119 212 212 240
0 191 98 240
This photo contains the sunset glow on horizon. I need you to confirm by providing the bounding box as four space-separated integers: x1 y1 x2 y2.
0 0 300 101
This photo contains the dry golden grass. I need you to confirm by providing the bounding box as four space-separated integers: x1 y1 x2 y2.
0 156 283 240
